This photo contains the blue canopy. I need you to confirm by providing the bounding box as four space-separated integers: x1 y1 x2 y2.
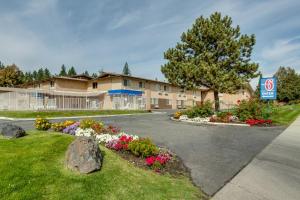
108 89 143 96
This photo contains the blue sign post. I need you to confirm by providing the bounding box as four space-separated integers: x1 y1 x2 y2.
260 77 277 100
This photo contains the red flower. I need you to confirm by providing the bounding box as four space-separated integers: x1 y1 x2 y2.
145 156 156 166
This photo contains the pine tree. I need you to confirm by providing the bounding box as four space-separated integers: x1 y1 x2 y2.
59 64 67 76
37 68 45 81
32 70 38 81
122 62 131 76
91 73 98 78
161 12 260 111
44 68 51 79
68 66 77 76
83 70 90 76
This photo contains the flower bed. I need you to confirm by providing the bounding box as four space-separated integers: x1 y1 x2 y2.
172 99 275 127
34 118 188 175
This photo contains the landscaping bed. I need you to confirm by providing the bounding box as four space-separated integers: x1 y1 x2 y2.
0 131 203 199
173 99 279 127
34 117 191 176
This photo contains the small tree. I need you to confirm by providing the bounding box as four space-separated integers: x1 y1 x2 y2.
83 70 90 76
44 68 51 79
59 64 67 76
122 62 131 76
161 12 260 111
0 64 24 87
68 66 77 76
274 66 300 102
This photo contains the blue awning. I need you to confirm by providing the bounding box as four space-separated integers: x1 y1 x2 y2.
108 89 143 96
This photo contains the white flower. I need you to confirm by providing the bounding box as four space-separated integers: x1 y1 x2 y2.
75 128 95 137
179 115 188 120
96 134 118 144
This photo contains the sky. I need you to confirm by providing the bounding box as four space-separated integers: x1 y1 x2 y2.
0 0 300 87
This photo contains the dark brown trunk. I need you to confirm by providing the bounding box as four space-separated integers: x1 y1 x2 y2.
214 91 220 111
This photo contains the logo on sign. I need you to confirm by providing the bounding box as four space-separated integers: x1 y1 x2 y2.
265 79 274 91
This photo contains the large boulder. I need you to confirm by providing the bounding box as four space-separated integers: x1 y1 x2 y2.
1 124 26 138
65 137 102 174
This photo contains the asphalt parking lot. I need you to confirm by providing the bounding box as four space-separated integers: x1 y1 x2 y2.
0 112 285 196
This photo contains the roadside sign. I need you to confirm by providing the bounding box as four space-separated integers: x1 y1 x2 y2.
260 77 277 100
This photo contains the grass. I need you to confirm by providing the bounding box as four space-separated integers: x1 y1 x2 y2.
0 110 147 119
0 131 203 200
270 104 300 125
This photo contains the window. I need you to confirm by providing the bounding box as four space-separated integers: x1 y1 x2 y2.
92 82 98 89
155 84 160 91
151 98 158 105
164 85 167 91
123 79 130 87
167 99 172 105
50 81 55 88
139 81 144 88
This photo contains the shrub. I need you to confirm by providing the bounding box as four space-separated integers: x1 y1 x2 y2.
51 122 65 132
80 118 96 129
91 122 105 134
183 101 213 118
35 117 51 131
234 99 273 121
128 138 159 158
173 111 182 119
145 153 172 171
105 134 133 151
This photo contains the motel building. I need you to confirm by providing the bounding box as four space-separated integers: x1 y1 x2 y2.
0 72 252 111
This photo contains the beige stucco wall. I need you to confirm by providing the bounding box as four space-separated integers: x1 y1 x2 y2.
87 77 123 91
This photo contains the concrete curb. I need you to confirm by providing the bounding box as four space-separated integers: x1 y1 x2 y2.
0 111 166 121
170 117 250 127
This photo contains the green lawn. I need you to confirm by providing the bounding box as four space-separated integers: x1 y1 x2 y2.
0 131 203 200
270 104 300 125
0 110 147 119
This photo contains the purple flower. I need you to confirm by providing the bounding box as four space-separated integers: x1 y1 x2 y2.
63 122 80 135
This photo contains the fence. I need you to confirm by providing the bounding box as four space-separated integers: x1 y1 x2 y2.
0 87 105 110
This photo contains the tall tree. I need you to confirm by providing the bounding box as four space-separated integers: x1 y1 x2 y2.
32 70 38 81
68 66 77 76
83 70 90 76
59 64 67 76
0 61 4 69
37 68 45 81
44 68 51 79
122 62 131 76
0 64 24 87
274 66 300 102
161 12 259 111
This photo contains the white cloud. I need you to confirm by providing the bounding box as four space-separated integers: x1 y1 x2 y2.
109 11 140 30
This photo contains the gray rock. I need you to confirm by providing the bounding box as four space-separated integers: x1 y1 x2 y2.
1 124 26 138
65 137 102 174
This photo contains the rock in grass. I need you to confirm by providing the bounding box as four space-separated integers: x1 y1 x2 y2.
65 137 102 174
1 124 26 138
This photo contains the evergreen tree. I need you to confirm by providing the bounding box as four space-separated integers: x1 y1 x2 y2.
161 12 259 111
91 73 98 78
44 68 51 79
83 70 90 76
122 62 131 76
32 70 38 81
37 68 45 81
68 66 77 76
59 64 67 76
0 61 4 69
274 66 300 102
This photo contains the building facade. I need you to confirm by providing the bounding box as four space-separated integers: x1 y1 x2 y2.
0 73 252 110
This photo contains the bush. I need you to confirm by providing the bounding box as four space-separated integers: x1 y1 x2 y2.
91 122 105 134
52 120 75 132
128 138 159 158
183 101 213 118
80 118 96 129
234 99 273 121
35 117 51 131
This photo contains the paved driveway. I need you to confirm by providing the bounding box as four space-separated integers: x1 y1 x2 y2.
0 113 285 196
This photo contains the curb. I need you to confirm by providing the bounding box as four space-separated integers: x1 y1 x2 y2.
170 117 250 127
0 112 166 121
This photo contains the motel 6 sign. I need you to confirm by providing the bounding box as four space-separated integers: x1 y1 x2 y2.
260 77 277 100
